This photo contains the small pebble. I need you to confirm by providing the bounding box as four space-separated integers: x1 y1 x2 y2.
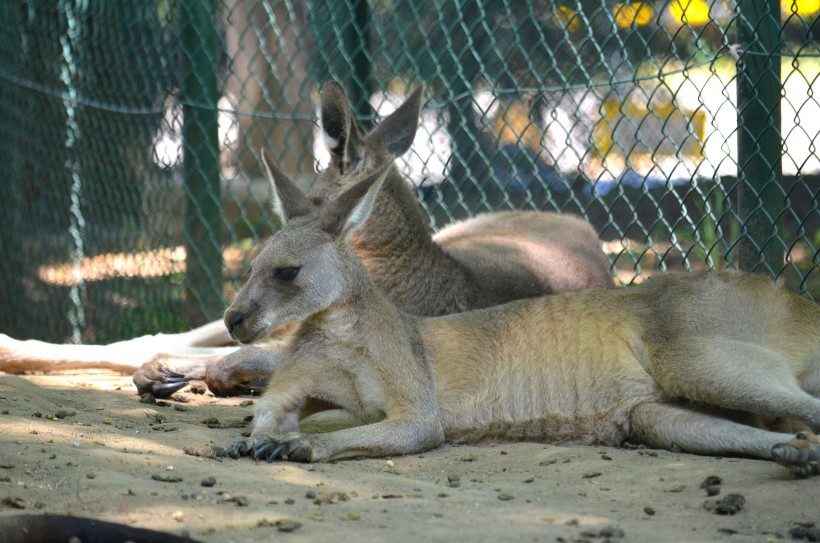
275 520 301 533
201 477 216 488
712 493 745 515
790 525 820 541
600 527 625 538
644 506 655 516
189 383 206 395
2 496 25 509
699 475 723 488
151 474 183 483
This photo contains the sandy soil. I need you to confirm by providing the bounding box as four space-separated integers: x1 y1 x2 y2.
0 372 816 543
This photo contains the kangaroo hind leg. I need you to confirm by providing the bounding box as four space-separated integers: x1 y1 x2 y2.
648 337 820 431
630 402 798 459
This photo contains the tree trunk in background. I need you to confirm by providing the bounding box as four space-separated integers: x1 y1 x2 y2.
225 0 314 187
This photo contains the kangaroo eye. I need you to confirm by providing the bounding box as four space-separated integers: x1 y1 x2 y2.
273 266 300 281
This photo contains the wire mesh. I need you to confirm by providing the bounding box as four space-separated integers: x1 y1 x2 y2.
0 0 817 343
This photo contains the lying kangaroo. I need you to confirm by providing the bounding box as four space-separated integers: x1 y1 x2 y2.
1 82 612 397
220 158 820 477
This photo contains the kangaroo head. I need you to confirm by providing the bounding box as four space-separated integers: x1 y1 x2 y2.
307 81 424 205
224 151 392 344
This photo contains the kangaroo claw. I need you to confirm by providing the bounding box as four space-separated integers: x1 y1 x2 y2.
223 439 254 459
222 435 314 463
133 362 191 398
771 431 820 478
253 440 285 462
150 375 191 396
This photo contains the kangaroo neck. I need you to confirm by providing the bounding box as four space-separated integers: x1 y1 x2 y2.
349 171 468 316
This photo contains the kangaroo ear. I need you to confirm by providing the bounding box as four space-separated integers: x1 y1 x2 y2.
318 160 393 240
366 83 424 156
320 81 363 173
261 149 314 225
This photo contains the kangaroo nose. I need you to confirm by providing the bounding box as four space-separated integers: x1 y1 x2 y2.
224 310 244 338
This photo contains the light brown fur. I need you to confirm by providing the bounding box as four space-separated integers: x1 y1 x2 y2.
221 161 820 473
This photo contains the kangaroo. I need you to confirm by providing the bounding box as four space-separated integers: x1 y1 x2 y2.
1 82 612 397
218 157 820 478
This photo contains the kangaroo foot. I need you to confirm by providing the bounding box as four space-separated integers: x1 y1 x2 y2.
221 434 314 463
771 431 820 478
132 360 190 397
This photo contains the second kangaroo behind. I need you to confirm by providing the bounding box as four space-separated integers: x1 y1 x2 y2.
220 159 820 477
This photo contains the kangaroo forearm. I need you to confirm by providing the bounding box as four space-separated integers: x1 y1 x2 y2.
308 417 445 461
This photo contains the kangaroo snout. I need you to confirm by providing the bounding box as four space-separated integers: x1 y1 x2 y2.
224 309 244 340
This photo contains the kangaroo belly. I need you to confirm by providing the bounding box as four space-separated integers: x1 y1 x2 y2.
429 295 659 446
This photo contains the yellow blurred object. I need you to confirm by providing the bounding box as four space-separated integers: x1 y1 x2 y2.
782 0 820 15
668 0 710 25
554 5 581 32
614 2 654 28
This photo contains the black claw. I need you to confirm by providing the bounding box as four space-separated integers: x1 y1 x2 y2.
267 444 286 462
151 379 190 397
253 440 275 462
227 440 252 459
211 445 229 458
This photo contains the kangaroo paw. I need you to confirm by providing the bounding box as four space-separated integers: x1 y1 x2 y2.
250 434 314 463
220 438 254 459
771 431 820 478
133 361 190 397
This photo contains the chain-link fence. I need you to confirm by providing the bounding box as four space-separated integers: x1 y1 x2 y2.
1 1 818 343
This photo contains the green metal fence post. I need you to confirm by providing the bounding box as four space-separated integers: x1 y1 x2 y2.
181 0 223 323
346 0 373 127
0 2 25 337
735 2 783 274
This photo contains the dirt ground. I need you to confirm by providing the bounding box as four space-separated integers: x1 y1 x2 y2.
0 372 816 543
